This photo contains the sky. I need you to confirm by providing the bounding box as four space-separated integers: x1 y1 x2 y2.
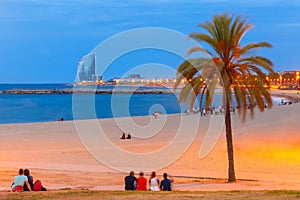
1 0 300 83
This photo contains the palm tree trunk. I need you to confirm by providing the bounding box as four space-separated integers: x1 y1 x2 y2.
225 100 236 182
199 86 207 110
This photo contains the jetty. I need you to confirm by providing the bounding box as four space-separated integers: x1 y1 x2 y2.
0 88 175 94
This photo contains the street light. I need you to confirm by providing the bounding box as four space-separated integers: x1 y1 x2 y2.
279 75 282 86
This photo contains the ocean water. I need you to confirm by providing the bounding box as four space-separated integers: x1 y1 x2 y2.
0 84 186 124
0 93 186 124
0 84 283 124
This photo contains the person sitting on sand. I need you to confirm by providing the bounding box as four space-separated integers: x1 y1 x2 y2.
149 171 160 191
160 173 174 191
33 179 47 191
23 169 47 191
11 169 31 192
126 133 131 139
136 172 147 190
23 169 34 191
120 133 126 139
124 171 137 190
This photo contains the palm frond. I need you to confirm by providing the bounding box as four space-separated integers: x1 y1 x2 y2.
186 47 212 56
176 13 273 122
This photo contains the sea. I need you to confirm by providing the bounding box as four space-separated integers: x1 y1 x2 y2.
0 84 284 124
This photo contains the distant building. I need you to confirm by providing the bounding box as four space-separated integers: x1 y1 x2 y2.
127 74 141 79
268 70 300 90
92 75 102 82
76 53 96 82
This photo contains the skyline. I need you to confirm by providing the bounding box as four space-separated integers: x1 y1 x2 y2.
1 0 300 83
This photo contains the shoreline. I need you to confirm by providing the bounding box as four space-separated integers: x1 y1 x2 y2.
0 89 298 126
270 90 300 101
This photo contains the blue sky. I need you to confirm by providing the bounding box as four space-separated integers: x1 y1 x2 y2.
1 0 300 83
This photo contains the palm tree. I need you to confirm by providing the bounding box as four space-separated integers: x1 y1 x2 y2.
174 13 274 182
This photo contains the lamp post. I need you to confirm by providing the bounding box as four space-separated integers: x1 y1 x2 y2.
279 75 282 87
296 72 300 89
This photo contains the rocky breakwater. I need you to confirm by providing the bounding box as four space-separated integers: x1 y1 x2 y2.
0 88 175 94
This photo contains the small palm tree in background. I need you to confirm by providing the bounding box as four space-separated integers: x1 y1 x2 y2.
174 13 275 182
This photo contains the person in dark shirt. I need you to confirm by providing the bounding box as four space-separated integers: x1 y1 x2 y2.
126 133 131 139
160 173 174 191
124 171 137 190
120 133 126 139
23 169 33 191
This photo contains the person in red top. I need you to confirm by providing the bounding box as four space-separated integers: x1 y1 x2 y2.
136 172 147 190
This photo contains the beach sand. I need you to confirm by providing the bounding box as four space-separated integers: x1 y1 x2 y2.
0 91 300 191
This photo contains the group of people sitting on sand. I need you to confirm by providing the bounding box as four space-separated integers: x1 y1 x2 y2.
124 171 174 191
152 111 161 119
57 117 64 121
11 169 46 192
120 133 131 139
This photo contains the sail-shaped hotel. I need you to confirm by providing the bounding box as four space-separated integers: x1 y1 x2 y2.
76 53 96 82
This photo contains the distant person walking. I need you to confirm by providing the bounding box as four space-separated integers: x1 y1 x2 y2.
160 173 174 191
11 169 31 192
124 171 137 190
149 171 160 191
136 172 147 190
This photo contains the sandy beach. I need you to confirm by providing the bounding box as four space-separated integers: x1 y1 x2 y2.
0 91 300 191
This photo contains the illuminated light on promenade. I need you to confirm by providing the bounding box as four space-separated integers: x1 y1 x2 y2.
267 70 300 90
76 70 299 89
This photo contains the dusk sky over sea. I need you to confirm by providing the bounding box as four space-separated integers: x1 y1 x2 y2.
1 0 300 83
